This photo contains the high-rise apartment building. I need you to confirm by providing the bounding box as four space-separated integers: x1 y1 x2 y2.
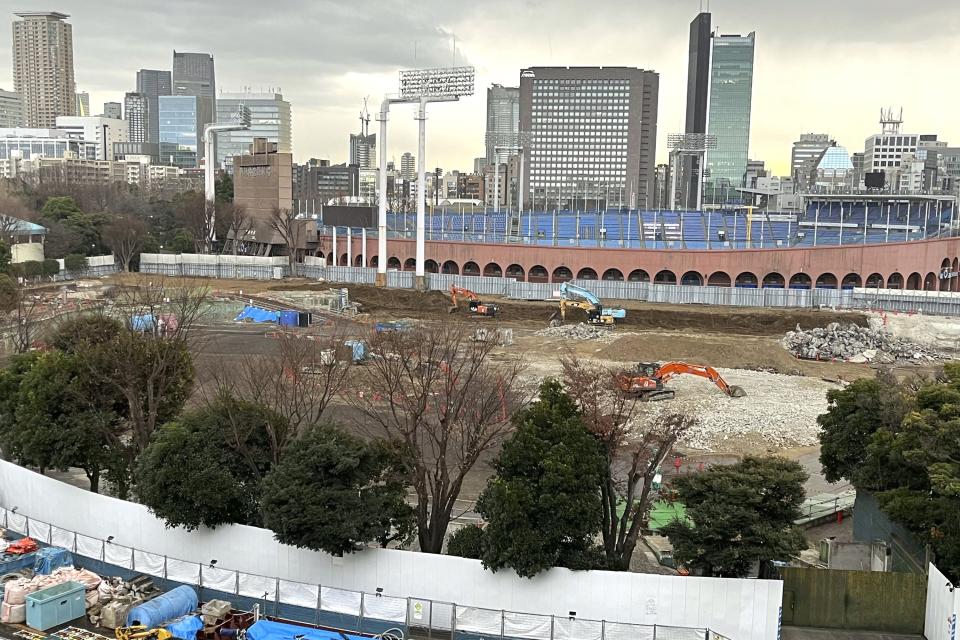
705 31 755 204
124 92 149 144
485 84 519 164
349 134 376 170
681 11 712 209
102 102 122 119
12 11 76 127
400 152 416 181
215 92 291 171
520 66 659 210
136 69 172 144
75 92 90 116
0 90 23 127
158 95 203 168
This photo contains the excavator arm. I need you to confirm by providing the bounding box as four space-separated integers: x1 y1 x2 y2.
449 285 498 317
655 362 746 397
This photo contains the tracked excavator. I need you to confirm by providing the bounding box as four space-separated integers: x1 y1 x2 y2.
448 285 499 317
551 282 626 326
615 361 747 402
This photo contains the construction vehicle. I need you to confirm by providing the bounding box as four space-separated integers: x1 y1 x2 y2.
552 282 626 326
115 627 172 640
448 285 498 317
615 361 747 402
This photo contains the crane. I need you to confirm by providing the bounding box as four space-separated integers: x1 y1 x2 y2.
614 361 746 402
554 282 626 326
448 285 498 317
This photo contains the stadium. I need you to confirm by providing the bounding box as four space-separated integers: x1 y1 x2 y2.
317 193 960 292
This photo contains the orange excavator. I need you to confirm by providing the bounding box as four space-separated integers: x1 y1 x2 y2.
614 361 747 402
448 285 499 318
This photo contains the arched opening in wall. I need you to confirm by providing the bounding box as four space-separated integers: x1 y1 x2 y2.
425 259 439 273
316 251 325 260
654 270 677 285
602 268 624 281
403 258 416 271
707 271 732 287
886 272 903 289
735 272 759 288
789 273 812 289
463 261 481 276
841 273 862 289
865 273 883 288
906 272 922 290
506 264 525 281
815 273 838 289
483 262 502 278
441 260 459 275
369 255 378 268
680 271 703 286
577 267 598 280
340 253 349 266
387 257 402 270
552 266 573 283
762 272 785 288
924 272 938 290
354 254 363 267
628 269 650 283
529 265 548 283
942 258 951 271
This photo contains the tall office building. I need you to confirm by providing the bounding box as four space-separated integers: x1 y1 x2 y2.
103 102 122 119
75 92 90 116
172 52 215 98
124 92 149 144
681 12 712 209
349 134 376 169
12 11 76 127
485 84 519 164
0 90 23 127
400 152 416 181
705 31 756 204
215 92 292 171
158 95 203 168
136 69 172 144
520 66 659 210
791 133 834 187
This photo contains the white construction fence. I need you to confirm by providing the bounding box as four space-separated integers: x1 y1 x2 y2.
0 460 778 640
926 562 959 640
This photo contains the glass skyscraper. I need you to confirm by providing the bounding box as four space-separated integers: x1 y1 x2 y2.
158 95 200 168
705 31 755 204
214 92 292 172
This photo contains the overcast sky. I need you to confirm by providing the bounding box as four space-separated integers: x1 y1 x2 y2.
4 0 960 175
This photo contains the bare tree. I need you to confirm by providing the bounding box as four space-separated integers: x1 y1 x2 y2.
348 322 526 553
175 191 211 253
10 284 44 353
268 206 304 273
560 356 696 570
102 214 148 272
201 329 351 463
218 202 253 256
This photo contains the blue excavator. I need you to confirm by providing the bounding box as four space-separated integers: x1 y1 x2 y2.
551 282 627 326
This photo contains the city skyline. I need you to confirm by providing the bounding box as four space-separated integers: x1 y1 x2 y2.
2 1 960 175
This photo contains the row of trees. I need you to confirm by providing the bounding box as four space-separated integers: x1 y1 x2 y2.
818 365 960 580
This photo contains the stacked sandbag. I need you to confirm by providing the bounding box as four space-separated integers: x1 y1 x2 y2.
1 600 26 623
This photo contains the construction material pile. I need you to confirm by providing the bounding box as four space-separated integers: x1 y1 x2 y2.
534 323 617 342
782 322 941 363
2 567 101 623
88 575 161 627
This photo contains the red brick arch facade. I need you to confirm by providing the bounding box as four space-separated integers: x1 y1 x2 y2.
317 235 960 292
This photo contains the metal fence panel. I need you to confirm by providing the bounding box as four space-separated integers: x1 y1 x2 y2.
601 622 655 640
508 282 556 300
503 611 554 639
387 271 415 289
552 617 603 640
654 626 709 640
455 606 503 635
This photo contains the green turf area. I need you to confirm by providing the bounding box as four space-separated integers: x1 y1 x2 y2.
616 500 688 530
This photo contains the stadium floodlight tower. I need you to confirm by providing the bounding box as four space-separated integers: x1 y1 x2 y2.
668 133 716 211
203 105 251 250
375 66 474 288
485 131 532 214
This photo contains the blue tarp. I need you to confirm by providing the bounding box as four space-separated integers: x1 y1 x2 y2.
131 314 156 332
33 547 73 575
344 340 365 362
164 614 203 640
126 585 198 628
279 310 299 327
246 619 367 640
235 305 280 323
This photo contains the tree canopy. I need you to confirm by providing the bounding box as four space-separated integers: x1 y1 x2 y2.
260 424 414 555
476 380 606 577
662 456 808 577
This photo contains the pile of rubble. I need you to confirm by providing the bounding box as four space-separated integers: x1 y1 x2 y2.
534 323 616 341
782 322 942 363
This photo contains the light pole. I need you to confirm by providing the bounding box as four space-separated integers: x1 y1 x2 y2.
203 105 250 252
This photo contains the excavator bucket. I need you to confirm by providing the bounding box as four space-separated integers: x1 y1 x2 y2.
728 385 747 398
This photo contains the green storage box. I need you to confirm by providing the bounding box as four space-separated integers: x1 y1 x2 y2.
25 581 86 631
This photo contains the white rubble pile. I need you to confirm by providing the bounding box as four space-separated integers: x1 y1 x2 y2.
534 323 617 341
781 322 942 363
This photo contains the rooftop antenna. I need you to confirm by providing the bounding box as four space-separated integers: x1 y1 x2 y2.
360 97 370 137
